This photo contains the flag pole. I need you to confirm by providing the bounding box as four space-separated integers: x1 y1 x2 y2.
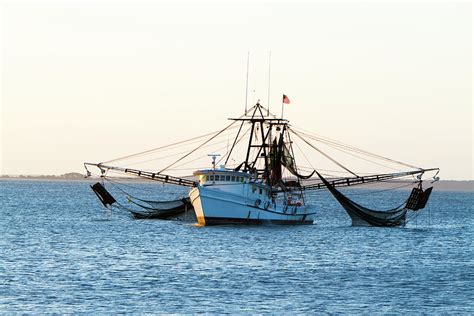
281 94 284 119
267 51 271 116
244 52 250 114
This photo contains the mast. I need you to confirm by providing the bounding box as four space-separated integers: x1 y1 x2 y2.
267 51 271 116
244 52 250 114
229 102 289 187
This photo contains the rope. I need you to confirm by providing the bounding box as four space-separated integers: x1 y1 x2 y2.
340 181 417 196
120 130 244 168
171 143 235 169
158 105 256 173
224 120 245 165
102 128 236 165
297 132 402 172
104 177 142 197
290 128 358 177
216 124 252 166
311 139 402 172
292 127 420 170
293 137 316 171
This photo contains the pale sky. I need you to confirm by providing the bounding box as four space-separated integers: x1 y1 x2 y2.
1 0 472 179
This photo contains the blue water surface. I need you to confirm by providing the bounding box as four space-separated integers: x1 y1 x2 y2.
1 180 473 313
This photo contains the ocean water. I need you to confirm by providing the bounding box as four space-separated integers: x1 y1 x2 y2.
1 180 473 314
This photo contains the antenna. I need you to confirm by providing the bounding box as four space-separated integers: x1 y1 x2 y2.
208 154 221 170
267 51 271 116
245 52 250 114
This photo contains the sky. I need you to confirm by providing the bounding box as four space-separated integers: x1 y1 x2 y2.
1 0 472 179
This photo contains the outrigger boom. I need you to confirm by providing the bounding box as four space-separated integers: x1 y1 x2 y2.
301 168 439 191
84 163 197 187
84 163 438 192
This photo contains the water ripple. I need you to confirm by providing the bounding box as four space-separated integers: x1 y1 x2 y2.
0 180 473 313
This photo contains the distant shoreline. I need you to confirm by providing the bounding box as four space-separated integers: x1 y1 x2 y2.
1 173 473 192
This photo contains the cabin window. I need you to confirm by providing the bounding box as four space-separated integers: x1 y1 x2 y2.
208 175 214 181
226 176 230 181
259 188 262 195
231 176 235 182
240 177 244 182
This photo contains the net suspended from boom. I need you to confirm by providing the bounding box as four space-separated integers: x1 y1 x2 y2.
316 172 434 227
90 181 193 219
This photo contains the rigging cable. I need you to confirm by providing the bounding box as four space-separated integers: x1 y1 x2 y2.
168 125 252 170
293 130 402 172
102 128 237 165
169 126 252 170
120 130 245 168
292 136 317 171
224 121 245 165
306 137 402 172
339 181 418 196
290 128 359 177
216 125 252 166
292 127 421 170
158 105 257 173
169 131 252 170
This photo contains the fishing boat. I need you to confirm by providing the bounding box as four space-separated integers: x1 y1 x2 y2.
85 101 439 227
188 104 317 225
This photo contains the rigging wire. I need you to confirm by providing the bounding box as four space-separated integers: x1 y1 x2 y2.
117 130 246 168
339 181 417 196
296 165 380 176
165 166 208 171
290 128 359 177
292 136 317 171
297 165 370 176
104 177 156 195
168 126 252 170
102 126 238 165
304 137 403 172
158 105 257 173
171 143 236 170
224 121 245 165
294 131 403 172
292 127 421 170
216 125 252 166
